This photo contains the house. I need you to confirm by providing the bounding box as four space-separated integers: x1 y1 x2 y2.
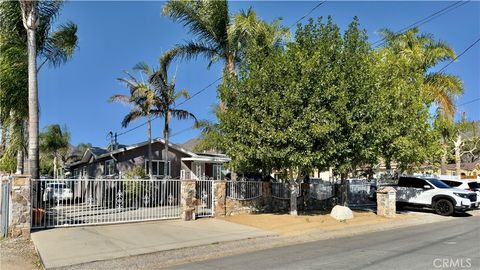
437 162 480 179
67 138 230 180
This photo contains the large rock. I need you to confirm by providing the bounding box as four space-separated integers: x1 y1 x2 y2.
330 205 354 221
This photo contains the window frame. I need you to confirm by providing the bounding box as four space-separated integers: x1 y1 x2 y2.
144 160 171 177
104 159 115 176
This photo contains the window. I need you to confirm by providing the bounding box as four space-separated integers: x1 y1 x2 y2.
212 164 224 180
441 180 461 187
73 169 78 178
398 177 429 188
145 160 170 177
428 178 450 189
105 160 115 175
410 178 428 189
81 167 87 178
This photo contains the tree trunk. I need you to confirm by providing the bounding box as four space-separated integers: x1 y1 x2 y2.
226 53 235 75
25 11 39 180
289 168 298 216
147 113 153 179
440 141 448 175
454 134 462 179
53 155 57 179
16 149 24 175
340 173 348 206
164 111 170 179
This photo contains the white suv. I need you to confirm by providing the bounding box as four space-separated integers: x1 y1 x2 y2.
395 176 478 216
439 177 480 205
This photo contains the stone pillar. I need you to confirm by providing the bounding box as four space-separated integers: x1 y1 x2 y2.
181 180 196 221
214 180 226 217
376 186 396 218
9 175 31 238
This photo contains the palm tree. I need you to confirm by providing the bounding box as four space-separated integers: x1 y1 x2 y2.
109 63 159 179
162 1 289 76
39 125 70 179
380 28 464 174
19 0 40 179
380 28 463 119
1 0 78 177
150 54 198 178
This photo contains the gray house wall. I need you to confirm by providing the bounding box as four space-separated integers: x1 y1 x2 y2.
70 141 191 179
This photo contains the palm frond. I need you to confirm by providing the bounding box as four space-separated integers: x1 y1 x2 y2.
108 94 131 105
171 109 198 124
424 72 463 119
39 21 78 69
133 61 153 78
162 0 225 46
174 88 190 101
121 108 145 128
169 41 220 64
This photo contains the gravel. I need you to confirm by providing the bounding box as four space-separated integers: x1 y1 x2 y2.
0 237 43 270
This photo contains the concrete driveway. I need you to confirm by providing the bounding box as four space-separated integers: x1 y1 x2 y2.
31 219 274 269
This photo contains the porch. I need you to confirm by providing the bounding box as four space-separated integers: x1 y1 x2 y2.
180 154 230 180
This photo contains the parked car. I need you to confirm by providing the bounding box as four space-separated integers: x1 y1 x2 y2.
43 182 73 202
394 176 478 216
438 178 480 205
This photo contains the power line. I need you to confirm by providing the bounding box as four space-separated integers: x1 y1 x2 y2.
437 37 480 73
457 97 480 107
115 77 222 138
289 1 327 28
372 1 470 48
113 2 329 139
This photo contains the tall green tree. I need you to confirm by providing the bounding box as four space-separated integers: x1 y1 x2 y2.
380 28 461 172
109 63 160 179
0 0 78 176
39 124 70 178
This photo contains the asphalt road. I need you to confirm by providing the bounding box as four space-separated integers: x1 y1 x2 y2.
169 216 480 270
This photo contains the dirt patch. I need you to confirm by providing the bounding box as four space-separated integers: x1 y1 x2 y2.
0 238 43 270
222 211 414 236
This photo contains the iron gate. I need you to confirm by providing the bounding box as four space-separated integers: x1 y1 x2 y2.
347 180 376 208
31 178 181 229
195 180 214 217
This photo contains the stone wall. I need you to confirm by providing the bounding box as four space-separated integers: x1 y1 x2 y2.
214 181 226 217
225 182 271 216
180 180 196 220
9 175 31 238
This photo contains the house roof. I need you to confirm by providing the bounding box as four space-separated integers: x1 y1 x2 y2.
444 162 479 171
67 137 228 168
179 138 226 155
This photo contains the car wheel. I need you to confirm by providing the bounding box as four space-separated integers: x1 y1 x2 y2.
434 199 454 216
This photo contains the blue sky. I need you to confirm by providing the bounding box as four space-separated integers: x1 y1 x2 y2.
39 1 480 147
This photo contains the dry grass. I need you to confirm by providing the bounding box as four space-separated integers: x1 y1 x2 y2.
222 211 414 236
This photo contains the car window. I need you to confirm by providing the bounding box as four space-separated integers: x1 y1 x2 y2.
427 179 450 189
410 178 428 188
398 177 419 187
441 180 461 187
468 182 480 190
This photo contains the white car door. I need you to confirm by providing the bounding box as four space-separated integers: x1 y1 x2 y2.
413 180 436 205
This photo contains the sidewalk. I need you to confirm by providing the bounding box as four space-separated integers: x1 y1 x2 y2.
31 219 274 269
